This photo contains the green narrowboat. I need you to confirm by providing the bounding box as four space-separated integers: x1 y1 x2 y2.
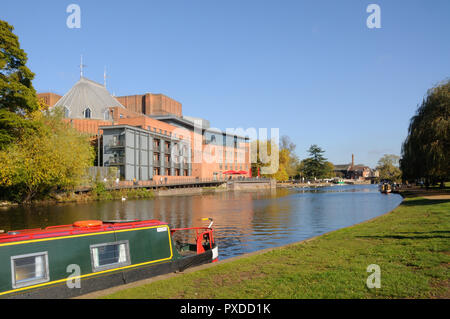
0 219 218 299
379 183 392 194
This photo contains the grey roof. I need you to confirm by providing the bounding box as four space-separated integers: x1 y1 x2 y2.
55 77 124 120
334 164 351 171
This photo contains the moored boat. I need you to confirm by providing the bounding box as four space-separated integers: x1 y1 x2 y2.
379 183 392 194
0 218 218 298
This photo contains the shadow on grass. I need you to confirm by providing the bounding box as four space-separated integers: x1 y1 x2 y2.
400 199 450 207
394 231 450 235
356 234 450 240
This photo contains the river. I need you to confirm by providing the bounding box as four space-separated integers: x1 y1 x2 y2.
0 184 402 260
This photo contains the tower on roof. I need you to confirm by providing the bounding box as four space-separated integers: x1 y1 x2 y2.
79 55 86 78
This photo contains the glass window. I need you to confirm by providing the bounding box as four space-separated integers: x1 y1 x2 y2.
90 241 130 272
84 108 91 119
11 252 49 288
63 107 70 118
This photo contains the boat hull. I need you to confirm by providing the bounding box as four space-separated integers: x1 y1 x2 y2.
5 245 216 299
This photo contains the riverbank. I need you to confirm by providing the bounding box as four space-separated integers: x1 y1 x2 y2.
0 179 276 207
0 185 156 207
94 193 449 299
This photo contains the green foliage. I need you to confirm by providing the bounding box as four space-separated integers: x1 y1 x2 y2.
280 135 300 179
250 139 277 178
91 184 155 201
250 136 299 181
92 182 111 200
0 108 95 202
0 20 39 113
0 109 41 149
299 145 333 179
323 161 336 179
401 80 450 185
376 154 401 182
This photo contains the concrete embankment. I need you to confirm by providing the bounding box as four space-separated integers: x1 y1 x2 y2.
155 179 276 196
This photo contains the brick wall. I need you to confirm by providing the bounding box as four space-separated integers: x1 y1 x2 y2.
37 93 62 107
117 93 182 117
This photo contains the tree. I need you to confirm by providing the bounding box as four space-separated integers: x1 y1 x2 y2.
299 145 330 180
376 154 401 182
400 80 449 186
0 108 95 202
250 137 298 181
0 108 41 149
323 161 336 179
280 135 300 179
0 20 39 113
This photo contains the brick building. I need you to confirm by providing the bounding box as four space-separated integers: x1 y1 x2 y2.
38 76 251 181
334 154 373 180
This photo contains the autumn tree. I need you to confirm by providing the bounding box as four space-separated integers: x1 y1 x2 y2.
280 135 300 179
376 154 401 182
0 108 95 202
250 137 295 181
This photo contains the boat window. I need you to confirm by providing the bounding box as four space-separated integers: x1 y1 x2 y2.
11 252 50 289
90 241 130 272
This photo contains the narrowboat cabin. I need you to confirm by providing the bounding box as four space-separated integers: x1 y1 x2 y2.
0 219 218 298
379 183 392 194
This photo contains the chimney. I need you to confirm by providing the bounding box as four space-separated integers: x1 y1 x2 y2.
352 154 354 168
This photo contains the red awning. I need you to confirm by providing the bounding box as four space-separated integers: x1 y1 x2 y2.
222 170 237 174
223 170 248 175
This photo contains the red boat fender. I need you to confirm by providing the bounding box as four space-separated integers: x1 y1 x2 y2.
73 220 103 228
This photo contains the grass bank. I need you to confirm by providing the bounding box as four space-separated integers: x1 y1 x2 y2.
0 183 155 207
102 196 449 299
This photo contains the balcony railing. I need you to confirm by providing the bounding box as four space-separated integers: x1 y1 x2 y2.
108 141 124 148
106 156 125 165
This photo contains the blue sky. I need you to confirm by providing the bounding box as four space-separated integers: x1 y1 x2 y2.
2 0 449 167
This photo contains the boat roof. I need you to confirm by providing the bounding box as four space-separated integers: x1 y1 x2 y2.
0 220 168 245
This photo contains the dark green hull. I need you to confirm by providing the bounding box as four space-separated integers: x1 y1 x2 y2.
0 223 216 298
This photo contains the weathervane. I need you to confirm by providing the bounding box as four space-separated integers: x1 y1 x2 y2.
104 66 108 88
79 55 87 78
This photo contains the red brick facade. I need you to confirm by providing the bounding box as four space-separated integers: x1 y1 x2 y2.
115 93 182 117
37 93 62 108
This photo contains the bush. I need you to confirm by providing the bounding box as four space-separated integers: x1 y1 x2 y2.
0 108 94 202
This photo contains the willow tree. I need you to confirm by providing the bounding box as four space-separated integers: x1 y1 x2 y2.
400 80 450 186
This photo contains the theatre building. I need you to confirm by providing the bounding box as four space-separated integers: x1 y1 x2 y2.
38 76 251 181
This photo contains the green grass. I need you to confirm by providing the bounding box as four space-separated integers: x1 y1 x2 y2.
103 197 449 299
91 182 154 201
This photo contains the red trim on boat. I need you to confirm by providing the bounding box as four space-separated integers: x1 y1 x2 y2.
0 220 167 244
